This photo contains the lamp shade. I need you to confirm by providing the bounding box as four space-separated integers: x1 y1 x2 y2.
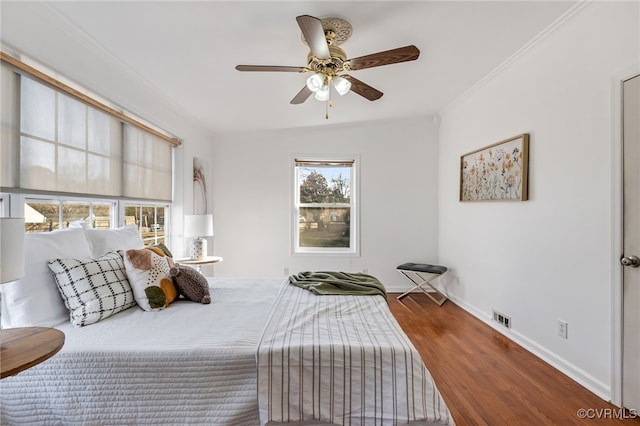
314 84 330 101
306 73 324 92
184 214 214 238
0 218 25 284
333 76 351 96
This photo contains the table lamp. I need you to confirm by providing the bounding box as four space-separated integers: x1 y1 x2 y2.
184 214 213 260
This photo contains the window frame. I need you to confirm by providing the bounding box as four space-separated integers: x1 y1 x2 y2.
292 155 359 256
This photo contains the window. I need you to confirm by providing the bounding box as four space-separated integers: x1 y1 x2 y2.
1 60 174 244
12 195 168 247
24 197 115 233
294 158 357 254
122 202 169 246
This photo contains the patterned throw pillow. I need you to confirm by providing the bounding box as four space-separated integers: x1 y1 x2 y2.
48 251 136 327
123 248 178 312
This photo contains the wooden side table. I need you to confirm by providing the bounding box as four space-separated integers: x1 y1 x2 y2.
1 327 65 379
174 256 223 273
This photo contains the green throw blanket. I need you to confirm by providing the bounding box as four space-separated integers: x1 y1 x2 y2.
289 271 387 302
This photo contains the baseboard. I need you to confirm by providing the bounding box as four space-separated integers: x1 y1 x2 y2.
448 294 612 402
385 284 415 293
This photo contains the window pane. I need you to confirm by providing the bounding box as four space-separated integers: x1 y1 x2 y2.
58 94 86 149
20 77 55 140
149 206 166 245
92 203 113 229
299 207 350 248
124 204 166 246
140 206 156 230
25 201 59 233
140 206 156 245
298 166 350 204
62 202 89 228
124 205 140 228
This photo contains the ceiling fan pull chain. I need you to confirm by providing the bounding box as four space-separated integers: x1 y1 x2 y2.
326 83 334 120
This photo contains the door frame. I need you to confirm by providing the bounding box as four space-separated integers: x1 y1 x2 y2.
611 66 640 408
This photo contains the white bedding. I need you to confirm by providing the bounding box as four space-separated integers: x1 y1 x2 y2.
0 277 453 426
0 277 284 425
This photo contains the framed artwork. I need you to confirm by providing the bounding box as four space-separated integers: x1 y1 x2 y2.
460 133 529 202
193 157 210 214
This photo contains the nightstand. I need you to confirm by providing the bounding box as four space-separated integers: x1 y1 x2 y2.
174 256 223 273
0 327 65 379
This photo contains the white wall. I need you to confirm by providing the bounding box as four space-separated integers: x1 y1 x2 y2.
211 116 439 290
170 126 214 260
438 1 639 400
0 2 216 257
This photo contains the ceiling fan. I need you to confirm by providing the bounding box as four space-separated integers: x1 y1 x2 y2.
235 15 420 118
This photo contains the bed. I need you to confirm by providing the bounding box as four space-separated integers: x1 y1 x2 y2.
0 226 453 425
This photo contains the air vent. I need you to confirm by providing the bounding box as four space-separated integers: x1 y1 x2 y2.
492 309 511 329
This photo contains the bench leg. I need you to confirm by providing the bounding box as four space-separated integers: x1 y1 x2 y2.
396 270 448 306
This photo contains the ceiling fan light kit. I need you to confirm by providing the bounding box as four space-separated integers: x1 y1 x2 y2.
235 14 420 119
306 73 351 97
314 83 331 102
306 73 325 92
332 76 351 96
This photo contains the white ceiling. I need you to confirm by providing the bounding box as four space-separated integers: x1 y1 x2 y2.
0 1 578 137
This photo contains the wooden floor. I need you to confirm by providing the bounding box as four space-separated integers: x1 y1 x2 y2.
389 293 640 425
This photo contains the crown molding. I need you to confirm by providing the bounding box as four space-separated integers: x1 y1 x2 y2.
438 0 591 117
24 2 203 134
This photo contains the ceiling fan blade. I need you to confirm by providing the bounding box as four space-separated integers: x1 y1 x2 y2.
346 45 420 71
290 86 313 104
342 75 383 101
235 65 306 73
296 15 330 60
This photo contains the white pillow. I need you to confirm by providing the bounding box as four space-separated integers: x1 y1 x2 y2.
48 251 136 327
1 227 93 328
85 225 144 257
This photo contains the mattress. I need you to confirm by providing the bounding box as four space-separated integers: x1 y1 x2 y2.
0 277 453 426
0 277 284 425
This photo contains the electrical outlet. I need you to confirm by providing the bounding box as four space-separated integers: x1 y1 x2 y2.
558 320 568 339
492 309 511 329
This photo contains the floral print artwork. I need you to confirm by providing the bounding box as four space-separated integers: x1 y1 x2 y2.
460 134 529 201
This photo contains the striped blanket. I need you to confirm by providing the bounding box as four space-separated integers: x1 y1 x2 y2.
256 281 453 425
